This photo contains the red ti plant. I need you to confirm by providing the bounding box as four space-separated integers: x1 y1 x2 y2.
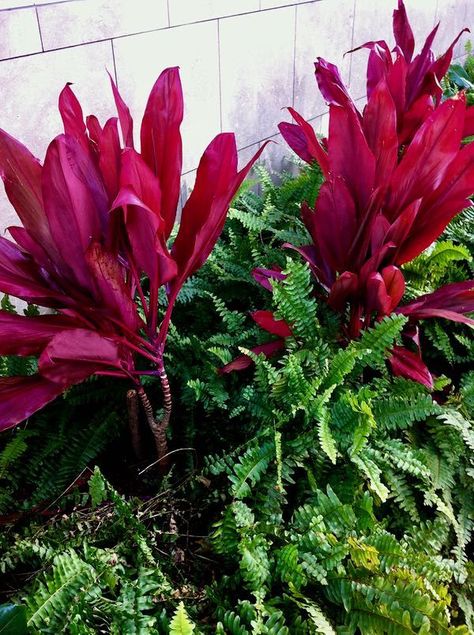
280 0 472 161
0 67 264 462
224 4 474 387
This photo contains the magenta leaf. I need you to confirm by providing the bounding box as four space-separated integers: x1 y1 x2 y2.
219 340 286 374
251 310 292 337
0 376 66 432
140 67 183 238
389 346 433 389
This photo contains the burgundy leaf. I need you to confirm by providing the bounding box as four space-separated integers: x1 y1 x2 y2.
39 328 125 385
282 107 329 176
0 311 78 356
252 267 286 291
171 134 267 292
362 78 398 187
58 84 89 153
251 310 292 337
328 104 376 212
328 271 358 311
398 280 474 325
140 67 183 238
315 57 355 110
278 121 315 164
86 242 142 331
42 134 109 288
109 72 134 148
387 97 465 219
389 345 433 389
219 339 286 374
0 128 53 251
393 0 415 62
0 376 66 432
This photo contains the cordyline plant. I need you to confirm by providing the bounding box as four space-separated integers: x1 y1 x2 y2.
0 67 264 463
223 1 474 388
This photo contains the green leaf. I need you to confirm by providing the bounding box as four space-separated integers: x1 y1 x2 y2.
0 605 27 635
169 602 195 635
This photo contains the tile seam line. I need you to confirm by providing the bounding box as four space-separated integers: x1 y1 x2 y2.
0 0 77 12
0 0 323 60
34 5 45 52
217 19 223 133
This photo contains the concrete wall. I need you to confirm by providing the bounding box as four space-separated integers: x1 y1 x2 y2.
0 0 471 233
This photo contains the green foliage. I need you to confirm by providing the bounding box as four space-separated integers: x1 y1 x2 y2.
0 158 472 633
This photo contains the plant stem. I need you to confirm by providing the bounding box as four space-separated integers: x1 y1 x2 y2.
137 384 171 473
126 389 143 460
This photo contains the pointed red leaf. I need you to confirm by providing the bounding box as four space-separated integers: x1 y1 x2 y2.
42 134 109 288
252 267 286 291
251 310 292 337
0 376 66 431
0 311 78 356
282 107 329 176
58 84 89 154
381 265 405 312
387 97 465 219
362 79 398 187
219 339 285 374
0 128 53 251
86 243 141 331
389 346 433 389
328 104 376 212
171 135 267 291
39 328 124 385
328 271 358 311
140 67 183 238
109 72 134 148
398 281 474 325
315 58 355 110
278 121 314 164
393 0 415 62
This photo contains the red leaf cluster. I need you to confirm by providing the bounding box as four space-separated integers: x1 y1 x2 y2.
0 68 264 430
228 1 474 387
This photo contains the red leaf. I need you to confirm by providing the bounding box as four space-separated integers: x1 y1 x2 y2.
140 67 183 238
307 178 358 274
112 149 177 285
39 328 124 385
219 340 285 374
252 267 285 291
328 104 376 212
109 72 134 148
42 135 109 289
393 0 415 62
171 135 267 292
328 271 358 311
251 310 292 337
282 108 329 176
389 346 433 389
0 236 65 306
58 84 89 154
381 265 405 312
86 243 141 331
0 311 78 356
0 376 66 432
398 280 474 325
362 79 398 187
278 121 315 164
0 128 53 251
387 97 465 219
98 117 121 203
315 58 355 110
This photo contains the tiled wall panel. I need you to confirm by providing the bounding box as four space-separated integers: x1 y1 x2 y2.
220 7 295 148
113 20 220 173
0 0 469 234
37 0 168 50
